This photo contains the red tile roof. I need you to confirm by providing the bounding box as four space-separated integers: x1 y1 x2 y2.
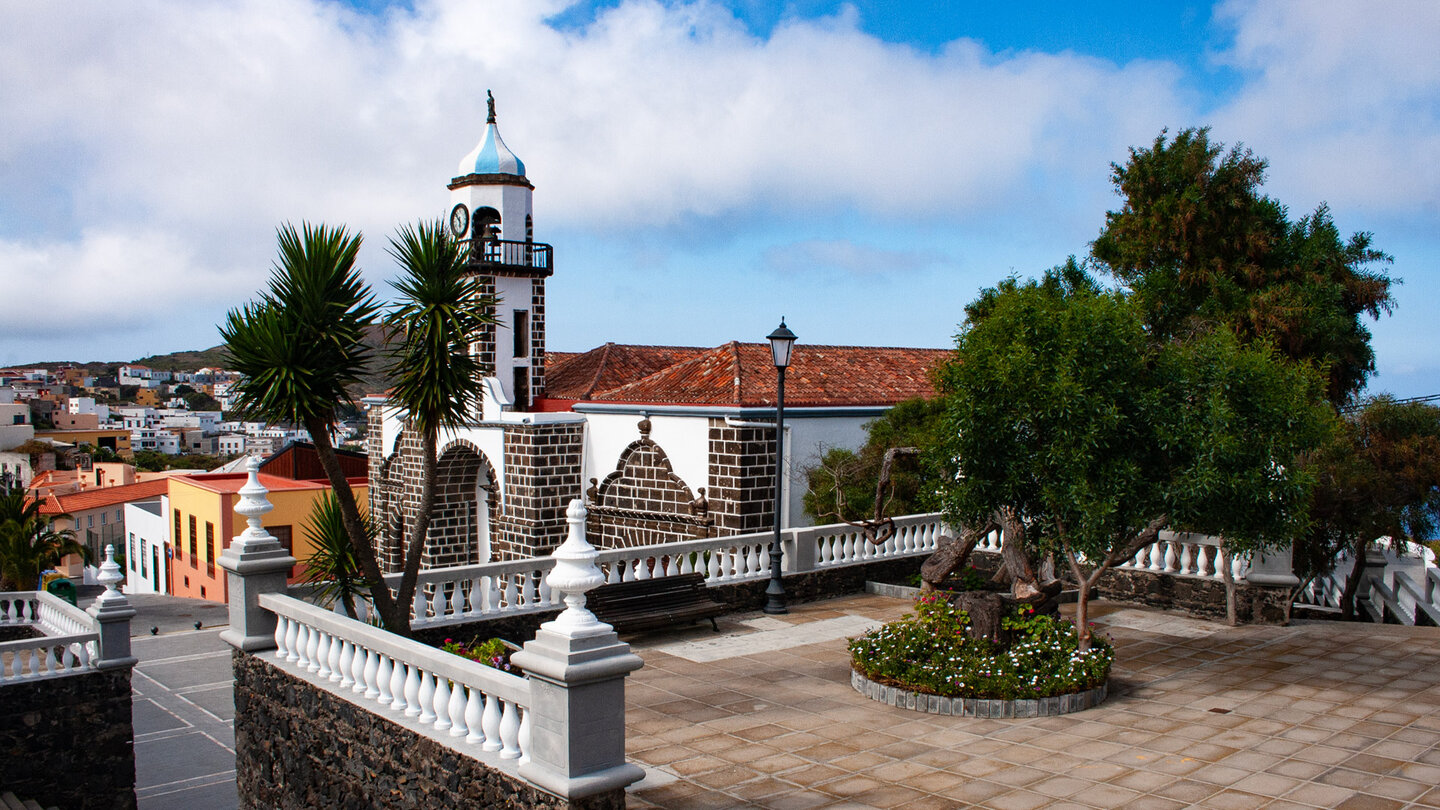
545 342 949 408
546 344 710 400
38 479 170 515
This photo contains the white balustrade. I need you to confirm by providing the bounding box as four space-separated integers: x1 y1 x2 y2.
262 592 531 764
0 591 102 684
1114 531 1239 584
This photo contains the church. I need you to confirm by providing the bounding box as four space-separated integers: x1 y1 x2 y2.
365 96 948 570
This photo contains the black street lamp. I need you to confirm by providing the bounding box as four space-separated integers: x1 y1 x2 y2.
764 318 797 615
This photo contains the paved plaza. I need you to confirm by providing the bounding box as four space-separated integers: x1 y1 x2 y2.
101 591 1440 809
623 594 1440 809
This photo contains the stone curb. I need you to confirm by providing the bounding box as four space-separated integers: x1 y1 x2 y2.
850 669 1107 717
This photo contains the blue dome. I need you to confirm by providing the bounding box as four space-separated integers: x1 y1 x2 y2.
458 122 526 177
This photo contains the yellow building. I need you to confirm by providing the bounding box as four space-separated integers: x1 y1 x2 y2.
167 472 368 603
34 428 133 460
134 388 161 407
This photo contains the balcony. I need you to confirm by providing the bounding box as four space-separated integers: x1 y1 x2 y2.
465 238 552 277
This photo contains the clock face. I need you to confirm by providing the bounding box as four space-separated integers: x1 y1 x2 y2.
449 203 470 238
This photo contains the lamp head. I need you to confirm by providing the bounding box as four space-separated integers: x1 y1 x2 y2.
767 319 797 369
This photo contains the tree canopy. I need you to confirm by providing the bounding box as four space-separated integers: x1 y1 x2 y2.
1091 128 1395 406
933 268 1334 645
802 396 945 527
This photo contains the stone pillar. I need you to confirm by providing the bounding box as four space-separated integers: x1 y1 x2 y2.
1243 544 1300 587
512 499 645 801
88 544 137 670
218 457 296 652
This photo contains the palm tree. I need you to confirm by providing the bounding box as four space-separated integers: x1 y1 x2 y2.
0 490 86 591
299 492 374 619
220 223 406 629
383 219 496 630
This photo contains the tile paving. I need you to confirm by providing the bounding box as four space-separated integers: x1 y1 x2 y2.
623 594 1440 809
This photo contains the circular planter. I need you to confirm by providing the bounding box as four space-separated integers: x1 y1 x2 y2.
850 669 1107 717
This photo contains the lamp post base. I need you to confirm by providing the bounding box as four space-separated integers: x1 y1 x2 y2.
762 579 788 615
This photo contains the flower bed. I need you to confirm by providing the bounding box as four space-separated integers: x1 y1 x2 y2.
848 594 1111 704
440 636 519 674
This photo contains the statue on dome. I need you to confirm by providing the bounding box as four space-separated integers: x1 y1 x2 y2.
486 90 496 124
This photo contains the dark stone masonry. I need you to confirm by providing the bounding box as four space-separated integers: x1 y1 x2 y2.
0 668 136 810
233 652 624 810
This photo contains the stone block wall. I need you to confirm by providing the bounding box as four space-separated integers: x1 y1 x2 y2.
496 422 585 559
0 668 136 810
233 652 622 810
706 419 775 535
528 278 546 400
1096 566 1292 624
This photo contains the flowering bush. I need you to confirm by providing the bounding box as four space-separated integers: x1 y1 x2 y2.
848 595 1112 699
441 636 514 672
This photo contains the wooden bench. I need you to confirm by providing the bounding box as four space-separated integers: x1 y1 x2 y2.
586 573 726 634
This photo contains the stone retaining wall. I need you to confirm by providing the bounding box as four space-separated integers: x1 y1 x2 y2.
851 669 1107 717
233 652 624 810
0 668 135 810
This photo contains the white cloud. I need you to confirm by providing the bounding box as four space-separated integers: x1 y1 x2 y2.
0 0 1435 385
1209 0 1440 215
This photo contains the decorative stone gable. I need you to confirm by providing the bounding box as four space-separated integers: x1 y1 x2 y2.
706 418 776 535
586 419 711 549
495 421 584 559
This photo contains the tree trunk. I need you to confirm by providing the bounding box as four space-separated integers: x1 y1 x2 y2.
1340 536 1368 620
920 521 991 589
305 417 406 633
393 428 438 636
997 509 1040 599
1218 541 1238 626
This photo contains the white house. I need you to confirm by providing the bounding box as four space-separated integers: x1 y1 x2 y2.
367 94 948 571
124 494 170 595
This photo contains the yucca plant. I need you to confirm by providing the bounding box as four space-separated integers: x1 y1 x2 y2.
300 492 375 619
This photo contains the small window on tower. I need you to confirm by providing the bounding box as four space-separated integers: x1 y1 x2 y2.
513 310 529 359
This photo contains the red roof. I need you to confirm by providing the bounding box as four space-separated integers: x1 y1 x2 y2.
546 344 709 400
38 479 170 516
176 472 365 496
544 342 949 408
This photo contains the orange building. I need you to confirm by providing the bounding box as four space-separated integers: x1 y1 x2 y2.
167 472 368 603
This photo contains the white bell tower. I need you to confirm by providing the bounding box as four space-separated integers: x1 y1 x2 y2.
448 91 552 413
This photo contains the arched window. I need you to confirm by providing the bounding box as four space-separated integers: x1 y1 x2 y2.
474 207 501 240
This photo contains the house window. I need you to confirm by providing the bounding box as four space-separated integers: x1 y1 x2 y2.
174 510 182 559
140 541 148 578
270 525 297 579
129 533 136 570
88 515 94 528
101 511 107 525
206 522 216 576
512 367 530 412
189 516 198 567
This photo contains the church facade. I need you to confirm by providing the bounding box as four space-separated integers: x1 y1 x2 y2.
366 98 947 570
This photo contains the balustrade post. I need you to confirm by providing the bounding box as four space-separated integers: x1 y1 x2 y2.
1242 543 1300 587
787 528 817 574
511 499 645 800
88 544 137 670
218 457 297 652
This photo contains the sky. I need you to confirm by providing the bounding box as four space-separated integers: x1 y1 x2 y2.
1 0 1437 399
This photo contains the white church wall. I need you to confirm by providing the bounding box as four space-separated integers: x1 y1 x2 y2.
581 411 710 497
785 413 876 528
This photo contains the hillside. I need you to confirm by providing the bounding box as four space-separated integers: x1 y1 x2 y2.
19 328 396 396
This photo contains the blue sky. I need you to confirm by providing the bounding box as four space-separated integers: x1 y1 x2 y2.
2 0 1437 399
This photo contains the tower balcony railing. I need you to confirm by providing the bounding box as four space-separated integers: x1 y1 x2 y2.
466 238 552 274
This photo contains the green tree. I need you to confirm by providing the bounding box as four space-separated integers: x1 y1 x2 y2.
381 219 496 626
934 271 1332 648
222 220 494 635
1091 128 1395 407
803 397 945 538
1296 397 1440 619
0 490 86 590
300 492 374 619
220 223 396 626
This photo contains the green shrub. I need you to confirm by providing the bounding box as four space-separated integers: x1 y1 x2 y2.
848 594 1112 699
